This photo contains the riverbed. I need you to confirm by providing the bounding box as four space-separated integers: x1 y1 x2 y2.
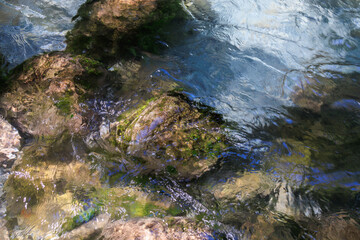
0 0 359 239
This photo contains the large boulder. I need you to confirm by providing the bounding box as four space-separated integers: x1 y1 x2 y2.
66 0 185 59
111 93 227 180
0 52 107 138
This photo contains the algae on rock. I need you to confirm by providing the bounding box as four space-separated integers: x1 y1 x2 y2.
0 52 107 138
110 92 227 180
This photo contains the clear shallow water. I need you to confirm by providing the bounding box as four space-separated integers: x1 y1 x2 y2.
1 0 360 239
0 0 85 67
171 0 360 125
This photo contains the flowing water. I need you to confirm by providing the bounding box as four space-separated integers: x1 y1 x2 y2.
0 0 86 67
1 0 360 239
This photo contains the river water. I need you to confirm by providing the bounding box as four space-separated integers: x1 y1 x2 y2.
1 0 360 239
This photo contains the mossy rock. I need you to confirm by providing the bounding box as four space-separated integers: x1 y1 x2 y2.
4 144 182 238
0 52 107 138
60 186 182 237
66 0 186 61
111 92 227 180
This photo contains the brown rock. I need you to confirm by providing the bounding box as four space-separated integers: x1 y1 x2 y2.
88 0 157 31
0 52 106 137
210 171 274 202
66 0 184 59
316 214 360 240
60 214 111 240
100 217 212 240
114 93 227 179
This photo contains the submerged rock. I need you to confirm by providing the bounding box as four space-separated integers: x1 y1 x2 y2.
4 142 181 238
0 219 9 240
316 213 360 240
0 52 107 138
111 93 227 180
66 0 185 59
209 171 275 202
60 214 111 240
0 117 21 218
291 71 360 113
0 117 21 167
100 217 212 240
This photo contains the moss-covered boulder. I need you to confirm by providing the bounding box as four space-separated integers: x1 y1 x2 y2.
0 52 107 138
111 93 227 180
99 217 212 240
66 0 185 60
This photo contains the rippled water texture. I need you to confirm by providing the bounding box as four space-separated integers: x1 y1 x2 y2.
172 0 360 125
0 0 85 67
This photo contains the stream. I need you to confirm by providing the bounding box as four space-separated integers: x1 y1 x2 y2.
1 0 360 239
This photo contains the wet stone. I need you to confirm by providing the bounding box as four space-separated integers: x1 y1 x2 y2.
0 116 21 166
60 214 111 240
316 213 360 240
209 171 275 202
99 217 212 240
66 0 185 59
0 52 107 138
112 93 227 180
0 117 21 218
0 219 9 240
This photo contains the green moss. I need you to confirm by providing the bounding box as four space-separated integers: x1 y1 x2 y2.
166 206 183 216
5 174 45 207
77 55 102 68
55 95 72 115
61 206 99 233
115 97 158 146
77 55 103 77
166 165 178 175
72 55 104 89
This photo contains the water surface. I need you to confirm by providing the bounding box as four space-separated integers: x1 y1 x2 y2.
1 0 360 239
